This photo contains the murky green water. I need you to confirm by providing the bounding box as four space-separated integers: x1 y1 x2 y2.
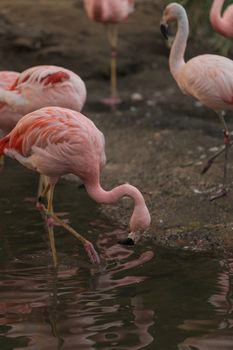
0 162 233 350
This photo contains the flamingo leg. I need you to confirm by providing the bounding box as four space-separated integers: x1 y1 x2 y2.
46 184 58 267
201 112 231 175
36 181 58 267
201 145 228 175
36 180 51 211
37 175 49 199
219 112 230 186
38 185 100 265
103 24 121 106
51 214 101 265
202 111 231 200
109 24 118 100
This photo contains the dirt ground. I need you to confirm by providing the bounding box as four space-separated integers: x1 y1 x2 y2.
1 0 233 255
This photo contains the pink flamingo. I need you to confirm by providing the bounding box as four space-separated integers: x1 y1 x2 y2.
0 106 151 266
0 71 20 165
0 65 86 195
84 0 134 105
0 65 86 118
160 2 233 200
210 0 233 38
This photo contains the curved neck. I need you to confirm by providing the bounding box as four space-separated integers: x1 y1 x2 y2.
84 179 150 232
210 0 225 29
169 10 189 80
85 181 145 207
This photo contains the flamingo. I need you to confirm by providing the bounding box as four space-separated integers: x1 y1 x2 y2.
0 65 87 195
0 106 151 266
84 0 134 105
0 65 86 118
0 71 20 165
160 2 233 200
210 0 233 38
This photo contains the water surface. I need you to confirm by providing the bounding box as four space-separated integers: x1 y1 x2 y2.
0 162 233 350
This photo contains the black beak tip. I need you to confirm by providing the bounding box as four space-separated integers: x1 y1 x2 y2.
118 238 135 246
160 24 169 40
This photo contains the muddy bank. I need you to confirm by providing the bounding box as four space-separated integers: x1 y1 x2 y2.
89 101 233 256
0 0 233 255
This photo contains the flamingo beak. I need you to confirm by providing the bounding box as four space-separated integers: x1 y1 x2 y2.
118 231 141 246
160 23 169 40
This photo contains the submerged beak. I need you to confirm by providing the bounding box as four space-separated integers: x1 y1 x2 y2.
118 231 140 246
160 23 169 40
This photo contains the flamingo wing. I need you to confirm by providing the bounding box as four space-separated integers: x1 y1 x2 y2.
3 107 106 178
40 71 70 86
178 54 233 109
12 66 70 90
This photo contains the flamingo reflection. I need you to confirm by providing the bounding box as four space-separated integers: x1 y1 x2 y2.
53 227 155 350
0 225 155 350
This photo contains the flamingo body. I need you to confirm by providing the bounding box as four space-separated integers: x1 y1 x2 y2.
177 54 233 111
84 0 134 23
0 106 150 238
0 65 86 132
2 107 106 181
210 0 233 38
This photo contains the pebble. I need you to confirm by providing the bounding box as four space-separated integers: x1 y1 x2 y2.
131 92 144 102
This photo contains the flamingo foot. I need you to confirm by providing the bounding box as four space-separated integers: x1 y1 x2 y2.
47 216 55 227
84 241 101 265
36 201 46 212
210 187 227 201
101 96 122 106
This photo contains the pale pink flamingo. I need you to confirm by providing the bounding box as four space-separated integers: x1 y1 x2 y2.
0 65 86 118
0 65 86 195
0 106 151 266
0 71 20 165
84 0 134 105
210 0 233 38
160 2 233 200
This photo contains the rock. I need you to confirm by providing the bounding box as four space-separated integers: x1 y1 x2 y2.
12 37 42 51
131 92 144 102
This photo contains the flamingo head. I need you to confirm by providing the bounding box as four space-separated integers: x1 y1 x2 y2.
160 2 186 39
119 203 151 246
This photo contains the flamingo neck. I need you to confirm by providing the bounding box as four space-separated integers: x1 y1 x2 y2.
210 0 225 30
210 0 230 36
85 181 148 230
85 181 145 206
169 8 189 80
